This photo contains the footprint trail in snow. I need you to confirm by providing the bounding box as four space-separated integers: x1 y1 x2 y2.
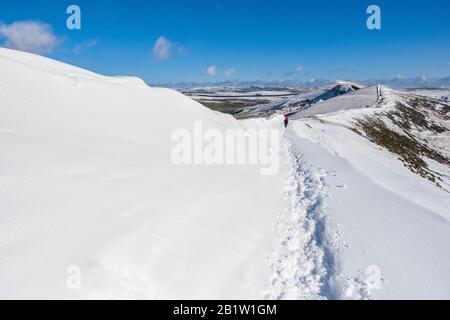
267 129 336 300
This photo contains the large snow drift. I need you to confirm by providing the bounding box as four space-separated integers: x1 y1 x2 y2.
0 48 285 299
1 48 449 300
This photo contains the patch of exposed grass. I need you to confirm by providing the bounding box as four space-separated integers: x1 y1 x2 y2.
356 116 449 185
201 100 271 116
407 96 450 120
201 102 245 114
386 104 447 134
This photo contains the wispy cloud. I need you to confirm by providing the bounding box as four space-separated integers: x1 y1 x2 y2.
284 66 304 77
0 20 61 54
260 70 273 79
73 39 98 55
224 68 235 77
152 36 172 60
152 36 186 61
207 65 217 76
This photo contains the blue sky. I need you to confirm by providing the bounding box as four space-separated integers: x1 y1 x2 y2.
0 0 449 84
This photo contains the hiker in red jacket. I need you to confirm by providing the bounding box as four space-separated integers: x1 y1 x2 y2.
284 115 289 128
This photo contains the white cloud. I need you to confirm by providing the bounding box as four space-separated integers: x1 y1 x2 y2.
224 68 235 77
0 20 60 54
285 65 305 76
420 74 428 81
152 36 172 60
207 65 217 76
73 39 98 55
152 36 187 61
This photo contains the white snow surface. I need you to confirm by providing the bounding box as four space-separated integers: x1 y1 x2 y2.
0 48 286 299
1 48 450 300
292 86 380 119
287 121 450 299
283 84 450 299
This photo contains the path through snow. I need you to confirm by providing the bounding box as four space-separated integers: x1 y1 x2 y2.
267 129 337 300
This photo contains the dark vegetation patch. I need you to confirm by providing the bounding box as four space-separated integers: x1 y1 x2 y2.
355 97 450 187
201 99 270 115
385 103 447 134
356 118 449 184
405 96 450 120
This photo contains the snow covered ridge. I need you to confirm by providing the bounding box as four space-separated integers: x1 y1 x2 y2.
286 85 450 299
303 86 450 192
0 48 287 299
233 80 364 119
354 90 450 191
1 47 450 300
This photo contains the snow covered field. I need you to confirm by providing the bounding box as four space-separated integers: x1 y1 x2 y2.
1 48 449 300
0 48 286 299
285 122 450 299
408 88 450 101
283 86 450 299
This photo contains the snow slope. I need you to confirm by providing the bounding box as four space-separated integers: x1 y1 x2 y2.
0 48 286 299
1 47 449 300
284 86 450 299
408 88 450 101
235 81 364 119
292 85 379 118
285 123 450 299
